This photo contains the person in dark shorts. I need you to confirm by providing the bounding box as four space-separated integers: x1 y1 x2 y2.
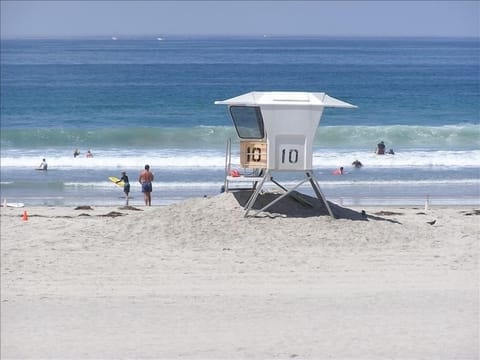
138 164 154 206
116 171 130 205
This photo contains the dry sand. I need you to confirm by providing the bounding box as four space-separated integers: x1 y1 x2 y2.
1 191 479 359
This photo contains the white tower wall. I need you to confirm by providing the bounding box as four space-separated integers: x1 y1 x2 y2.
261 106 324 170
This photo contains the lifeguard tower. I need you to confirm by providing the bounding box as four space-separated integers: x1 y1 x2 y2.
215 91 356 217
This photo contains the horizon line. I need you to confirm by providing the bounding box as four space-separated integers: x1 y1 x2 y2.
2 33 478 41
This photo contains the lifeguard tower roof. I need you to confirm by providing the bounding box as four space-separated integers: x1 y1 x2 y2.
214 91 357 108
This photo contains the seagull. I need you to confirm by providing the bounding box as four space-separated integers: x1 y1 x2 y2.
427 220 436 225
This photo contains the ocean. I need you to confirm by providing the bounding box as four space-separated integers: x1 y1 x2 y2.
1 36 479 207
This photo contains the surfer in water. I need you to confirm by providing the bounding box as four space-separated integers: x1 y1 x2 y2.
333 166 344 175
38 158 48 170
138 164 154 206
116 171 130 205
352 160 363 168
375 141 386 155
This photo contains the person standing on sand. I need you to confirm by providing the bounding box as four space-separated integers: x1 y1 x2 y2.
138 164 154 206
116 171 130 205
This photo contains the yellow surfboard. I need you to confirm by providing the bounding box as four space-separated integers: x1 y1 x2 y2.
109 176 124 188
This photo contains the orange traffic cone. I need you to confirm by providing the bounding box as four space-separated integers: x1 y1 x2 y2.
22 210 28 221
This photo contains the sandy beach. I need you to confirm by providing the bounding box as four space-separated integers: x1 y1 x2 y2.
1 191 478 359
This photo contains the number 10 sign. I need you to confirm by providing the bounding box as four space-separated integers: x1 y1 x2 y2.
240 141 267 169
277 144 305 170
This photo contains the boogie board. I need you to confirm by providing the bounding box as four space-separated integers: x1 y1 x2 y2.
108 176 124 188
4 203 25 208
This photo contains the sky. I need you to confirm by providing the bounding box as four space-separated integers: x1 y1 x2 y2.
1 0 478 39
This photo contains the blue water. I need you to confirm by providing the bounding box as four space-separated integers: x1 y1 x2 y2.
1 36 479 206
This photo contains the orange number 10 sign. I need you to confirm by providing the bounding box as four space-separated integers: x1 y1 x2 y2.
240 141 267 169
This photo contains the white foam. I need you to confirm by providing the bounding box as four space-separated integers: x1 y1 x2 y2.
61 178 480 190
1 149 479 169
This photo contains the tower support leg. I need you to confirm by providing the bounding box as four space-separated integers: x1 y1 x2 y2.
306 171 335 218
244 170 270 217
